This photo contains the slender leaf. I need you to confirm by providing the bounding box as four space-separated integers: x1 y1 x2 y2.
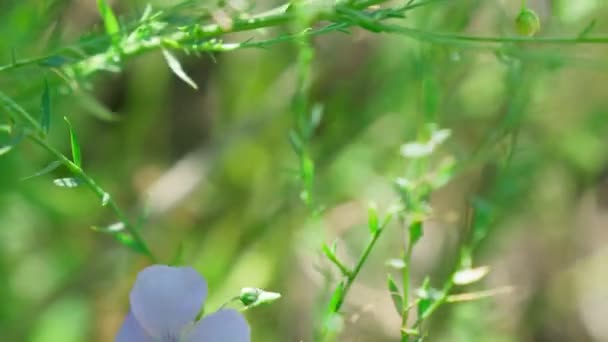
96 0 120 37
40 79 51 134
409 220 423 245
327 281 345 313
578 19 597 38
21 161 62 181
91 222 125 233
39 55 73 68
92 222 148 254
387 274 403 315
0 128 24 157
162 49 198 89
64 117 82 168
453 266 490 286
115 232 148 254
0 91 43 132
0 145 13 156
368 202 379 234
101 192 111 206
53 177 80 188
75 90 120 122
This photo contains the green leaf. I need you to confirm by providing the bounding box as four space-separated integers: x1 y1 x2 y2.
0 125 11 134
453 266 490 286
327 281 345 313
0 128 24 157
416 277 443 319
91 222 125 233
96 0 120 37
75 90 121 122
0 145 13 156
40 79 51 135
322 242 350 276
170 242 186 266
300 155 314 187
578 19 597 38
387 274 403 315
53 177 80 188
115 232 148 254
368 202 379 235
288 130 303 155
101 192 111 206
91 222 148 254
162 49 198 89
64 117 82 168
0 91 43 133
21 161 62 181
417 277 433 318
431 156 456 188
409 220 423 245
386 258 406 270
39 55 73 68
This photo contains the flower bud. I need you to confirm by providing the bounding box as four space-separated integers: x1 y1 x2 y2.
515 7 541 36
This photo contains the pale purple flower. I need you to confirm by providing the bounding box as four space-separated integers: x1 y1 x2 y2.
116 265 250 342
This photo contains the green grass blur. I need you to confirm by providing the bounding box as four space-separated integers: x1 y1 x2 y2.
1 0 608 341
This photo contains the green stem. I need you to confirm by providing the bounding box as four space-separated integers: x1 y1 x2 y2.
28 133 157 262
376 23 608 45
400 228 415 341
411 280 453 330
330 219 388 314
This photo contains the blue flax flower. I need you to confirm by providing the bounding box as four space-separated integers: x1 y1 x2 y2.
116 265 250 342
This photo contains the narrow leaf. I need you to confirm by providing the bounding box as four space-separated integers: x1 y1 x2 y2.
446 286 513 303
91 222 125 233
386 258 406 270
40 79 51 134
578 19 597 38
53 177 80 188
96 0 120 36
328 281 345 313
64 117 82 168
162 49 198 89
0 125 11 134
92 222 148 254
101 192 111 206
453 266 490 286
300 155 314 187
288 130 303 155
409 220 423 245
322 242 350 276
75 90 120 122
21 161 62 181
39 55 73 68
387 274 403 315
0 91 43 133
114 232 148 254
368 202 379 234
0 145 13 156
0 128 24 157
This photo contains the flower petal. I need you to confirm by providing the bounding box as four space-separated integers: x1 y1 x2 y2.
115 311 155 342
130 265 207 337
187 309 250 342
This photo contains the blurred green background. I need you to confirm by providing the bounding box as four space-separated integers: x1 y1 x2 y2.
1 0 608 341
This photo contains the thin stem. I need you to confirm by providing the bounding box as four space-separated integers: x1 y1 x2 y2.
27 133 157 262
400 224 416 341
376 23 608 45
330 220 388 314
0 92 45 136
